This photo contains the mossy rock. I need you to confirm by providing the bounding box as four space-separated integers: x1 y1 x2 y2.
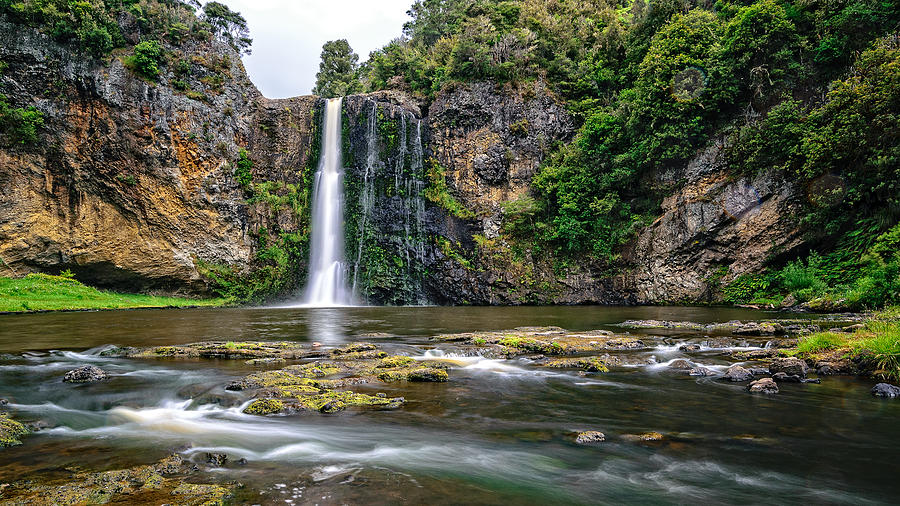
544 357 609 372
377 366 449 383
243 398 285 415
0 455 233 505
295 390 404 413
131 341 315 360
0 413 28 448
376 355 415 368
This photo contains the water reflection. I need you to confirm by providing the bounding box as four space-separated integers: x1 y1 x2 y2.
304 307 349 344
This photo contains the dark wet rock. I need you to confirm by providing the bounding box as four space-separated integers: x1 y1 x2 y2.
0 454 234 504
678 343 701 352
237 458 248 465
733 322 784 336
733 349 779 360
605 338 646 350
772 372 802 383
0 398 7 405
802 378 821 384
748 367 770 377
205 452 228 467
748 378 779 394
63 365 109 383
723 365 753 382
245 357 287 366
871 383 900 398
689 367 714 377
668 359 694 370
575 431 606 444
815 359 854 376
769 358 809 378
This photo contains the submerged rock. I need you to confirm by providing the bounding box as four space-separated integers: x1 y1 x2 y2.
748 378 779 394
769 358 809 378
575 431 606 444
622 432 665 442
871 383 900 398
723 365 753 382
689 367 714 377
62 365 109 383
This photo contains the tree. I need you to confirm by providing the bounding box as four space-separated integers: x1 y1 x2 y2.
202 1 252 55
313 39 362 98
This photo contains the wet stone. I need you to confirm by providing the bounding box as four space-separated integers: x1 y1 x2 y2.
575 431 606 444
678 343 701 352
748 378 779 394
769 358 809 378
205 452 228 467
772 372 802 383
63 365 109 383
871 383 900 398
723 365 753 382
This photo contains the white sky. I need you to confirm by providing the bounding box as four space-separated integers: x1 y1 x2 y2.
220 0 414 98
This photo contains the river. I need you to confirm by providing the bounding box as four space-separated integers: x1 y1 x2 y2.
0 306 896 504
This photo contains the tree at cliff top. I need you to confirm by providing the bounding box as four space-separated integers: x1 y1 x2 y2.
202 1 252 55
313 39 363 98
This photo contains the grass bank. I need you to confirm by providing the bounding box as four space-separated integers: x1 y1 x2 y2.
794 307 900 383
0 274 226 313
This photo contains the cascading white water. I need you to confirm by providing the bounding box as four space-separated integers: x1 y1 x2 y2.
302 98 352 306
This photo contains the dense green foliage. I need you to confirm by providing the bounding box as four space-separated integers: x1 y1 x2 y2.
313 39 363 98
0 93 44 146
125 40 163 79
0 273 224 312
0 0 252 58
364 0 898 307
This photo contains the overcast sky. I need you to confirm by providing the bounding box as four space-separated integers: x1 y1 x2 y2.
220 0 413 98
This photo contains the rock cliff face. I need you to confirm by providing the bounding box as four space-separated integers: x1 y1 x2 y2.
622 139 805 303
0 18 317 295
0 16 807 304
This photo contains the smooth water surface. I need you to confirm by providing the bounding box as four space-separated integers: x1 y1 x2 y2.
0 306 896 505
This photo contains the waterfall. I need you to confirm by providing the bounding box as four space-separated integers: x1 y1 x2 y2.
301 98 353 307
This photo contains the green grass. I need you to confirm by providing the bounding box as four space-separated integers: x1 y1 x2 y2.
797 332 849 354
853 321 900 382
0 274 226 313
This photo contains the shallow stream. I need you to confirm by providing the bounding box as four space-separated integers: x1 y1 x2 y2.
0 306 896 504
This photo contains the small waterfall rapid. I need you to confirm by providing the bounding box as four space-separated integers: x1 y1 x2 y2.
302 98 353 307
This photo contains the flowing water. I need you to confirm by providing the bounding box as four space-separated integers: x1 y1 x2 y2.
0 306 897 504
301 98 353 307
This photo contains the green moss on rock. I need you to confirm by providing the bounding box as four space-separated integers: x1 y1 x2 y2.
0 413 28 448
243 398 285 415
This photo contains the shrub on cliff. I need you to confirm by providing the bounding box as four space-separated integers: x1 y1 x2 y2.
125 40 164 80
0 94 43 146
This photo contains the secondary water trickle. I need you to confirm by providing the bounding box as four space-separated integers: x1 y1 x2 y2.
302 98 353 307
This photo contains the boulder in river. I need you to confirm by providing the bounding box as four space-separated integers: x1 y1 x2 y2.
0 413 28 447
575 431 606 444
63 365 109 383
769 358 809 378
667 359 694 370
772 372 802 383
678 343 701 352
689 367 714 377
205 452 228 467
871 383 900 398
748 378 779 394
723 365 753 382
